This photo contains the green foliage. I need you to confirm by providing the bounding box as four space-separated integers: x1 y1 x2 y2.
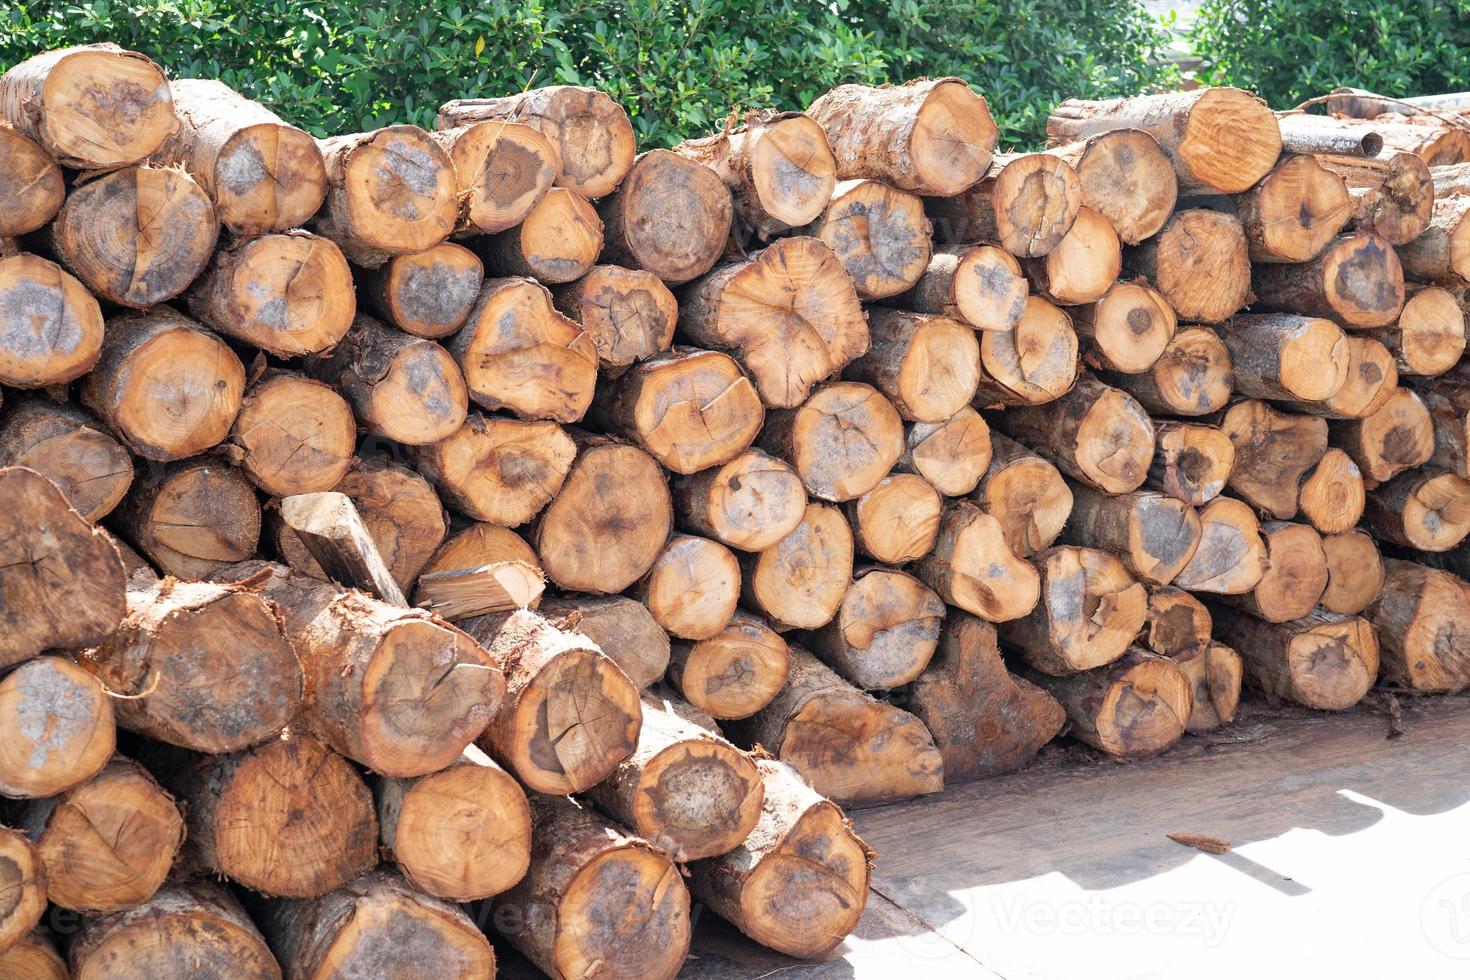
1192 0 1470 111
0 0 1174 148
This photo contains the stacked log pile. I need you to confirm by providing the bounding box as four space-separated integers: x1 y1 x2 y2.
0 41 1468 977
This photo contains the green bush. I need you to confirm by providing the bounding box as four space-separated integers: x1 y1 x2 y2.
0 0 1174 148
1192 0 1470 111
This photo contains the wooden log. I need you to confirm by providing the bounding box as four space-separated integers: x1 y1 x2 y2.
430 121 557 235
1418 372 1470 477
672 448 807 551
1382 285 1466 377
999 375 1154 494
1318 151 1434 245
114 457 260 580
418 522 541 594
313 126 456 267
1212 608 1379 711
1029 648 1192 760
1171 641 1243 733
809 567 944 690
538 594 669 689
144 733 376 897
667 611 790 720
1000 545 1148 674
226 370 355 496
0 398 133 521
972 295 1080 406
0 830 45 953
807 78 997 196
1395 196 1470 285
1105 325 1234 416
375 745 531 901
0 467 124 668
1375 121 1470 167
1142 585 1212 657
15 756 182 914
1047 87 1282 193
1148 420 1233 505
1047 129 1178 244
51 164 217 309
741 501 853 630
0 252 103 387
461 608 641 794
0 656 114 798
1365 559 1470 693
892 244 1028 333
1326 88 1470 119
447 276 598 423
973 433 1072 557
1328 385 1435 483
1072 280 1177 374
1172 496 1269 595
490 794 690 980
0 124 62 238
677 236 868 409
69 880 279 980
760 382 903 501
80 576 300 753
1252 232 1406 329
1320 529 1384 615
1297 447 1366 534
1218 314 1351 404
0 44 176 169
438 86 637 200
1363 466 1470 552
844 472 942 564
915 500 1040 622
105 528 157 580
1058 485 1202 587
158 78 327 235
597 149 732 286
897 406 992 497
1235 154 1351 262
0 928 65 979
806 179 931 299
362 242 483 339
1284 334 1398 420
415 413 575 527
926 152 1081 256
731 644 942 805
480 186 603 283
1275 113 1384 156
686 758 870 958
1435 162 1470 197
1124 209 1250 323
1225 520 1328 623
551 264 676 373
845 309 978 422
1221 399 1328 519
277 491 406 604
533 434 672 593
637 533 741 641
674 109 836 237
1021 206 1122 305
80 308 244 461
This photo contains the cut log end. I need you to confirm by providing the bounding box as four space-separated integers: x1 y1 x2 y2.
674 448 807 552
669 613 790 720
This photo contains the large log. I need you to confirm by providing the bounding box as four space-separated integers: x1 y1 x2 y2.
638 533 741 640
1047 128 1178 244
927 152 1081 256
1225 520 1328 623
1328 385 1435 483
1058 484 1202 587
227 369 356 496
0 656 114 798
114 457 260 581
537 594 669 689
1220 399 1328 519
1105 325 1234 416
430 121 557 235
807 178 931 299
0 124 62 238
1213 608 1379 711
1395 196 1470 285
0 252 103 388
1317 151 1434 245
1298 447 1366 534
1021 206 1122 305
416 413 574 527
1382 285 1466 377
741 501 853 630
480 186 603 283
1252 232 1406 329
1172 496 1269 595
1364 559 1470 693
672 448 807 551
1234 154 1351 263
0 928 66 979
973 433 1072 557
1072 280 1177 374
667 610 790 721
1147 420 1233 505
1001 545 1148 675
0 398 133 521
893 244 1029 333
552 264 677 374
1320 528 1384 615
1029 649 1192 760
809 567 944 690
897 406 993 497
916 500 1040 622
0 832 46 957
362 242 483 339
760 381 904 501
598 149 733 286
971 295 1080 406
844 472 942 565
1362 466 1470 552
999 375 1154 494
1124 208 1250 323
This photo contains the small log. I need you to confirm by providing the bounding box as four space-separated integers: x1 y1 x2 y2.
414 562 543 621
1298 447 1366 534
1172 496 1269 595
0 928 64 979
897 406 993 497
80 308 244 461
1221 399 1328 519
845 472 942 564
1328 385 1435 483
0 252 102 387
1225 520 1328 623
1047 128 1178 243
0 124 62 237
807 77 997 196
1059 485 1202 587
538 594 670 689
1148 420 1233 505
927 152 1081 256
416 413 575 528
845 309 979 422
973 433 1072 557
999 375 1155 494
1106 325 1234 416
807 179 931 299
114 457 260 580
1124 208 1250 323
915 500 1040 622
362 242 484 339
741 501 853 630
598 149 732 285
1253 232 1407 328
677 236 867 409
637 533 742 641
1212 608 1379 711
551 264 676 373
430 121 557 235
278 491 406 604
1320 529 1385 615
1022 206 1122 305
1382 285 1466 377
0 830 45 952
672 448 807 551
1365 559 1470 693
1235 154 1351 262
1171 641 1243 733
667 611 790 720
480 186 603 283
0 398 133 521
760 381 904 501
0 656 114 798
1142 586 1212 658
1395 196 1470 285
1318 151 1434 245
1073 280 1177 374
1275 113 1384 156
972 295 1080 406
1001 545 1148 674
892 244 1028 332
227 370 355 496
1363 466 1470 552
1029 648 1192 760
809 567 944 690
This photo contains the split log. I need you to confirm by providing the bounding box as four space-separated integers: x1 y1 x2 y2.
0 44 176 169
1172 496 1268 595
313 126 457 266
1021 206 1122 305
431 121 557 235
1106 326 1233 416
533 434 672 593
1395 196 1470 285
1124 208 1250 323
741 501 853 630
1218 313 1351 403
1148 420 1233 505
1234 154 1351 262
481 186 603 283
1141 585 1211 657
893 244 1029 332
538 594 669 689
1058 485 1202 587
1328 385 1435 482
0 252 102 387
1364 559 1470 693
760 381 904 501
0 468 125 669
845 309 978 422
1001 545 1148 674
1297 448 1366 534
276 491 406 604
551 264 676 373
114 457 260 580
999 375 1154 493
926 152 1081 256
809 567 944 690
15 757 182 913
376 745 531 901
807 179 931 299
1171 641 1243 733
226 370 355 496
144 733 377 897
0 830 45 952
598 149 732 285
1363 467 1470 552
844 472 942 564
667 611 790 720
673 109 836 237
638 533 742 640
807 78 998 196
159 78 327 235
1320 529 1384 615
1047 128 1178 243
1224 520 1328 623
687 759 870 958
1212 608 1379 711
80 308 244 461
1072 280 1177 374
1047 87 1281 193
448 276 598 423
362 242 484 339
0 398 133 521
672 448 806 552
0 124 62 237
0 928 63 979
1419 373 1470 476
593 346 763 474
412 561 543 622
50 164 217 308
415 413 575 526
80 577 301 753
1382 285 1466 377
1317 151 1434 245
1029 649 1192 760
731 644 943 805
490 794 690 980
0 656 114 798
1253 232 1406 329
677 236 868 409
915 500 1040 622
973 433 1072 557
896 406 992 497
438 86 637 199
971 295 1080 406
1221 399 1328 519
419 522 541 591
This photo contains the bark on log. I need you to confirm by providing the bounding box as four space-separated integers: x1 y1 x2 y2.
1105 325 1234 416
915 500 1040 622
0 655 114 798
1124 209 1250 323
1148 420 1233 505
999 375 1155 494
1001 545 1148 675
1275 113 1385 156
1317 151 1434 245
362 242 483 339
0 398 132 521
760 381 903 501
1395 195 1470 285
598 149 733 286
1218 314 1352 403
1328 385 1435 483
1172 496 1269 595
1221 399 1328 519
926 152 1080 256
1235 154 1351 263
637 533 741 641
480 186 603 284
892 244 1028 332
973 433 1072 557
807 179 931 299
1297 447 1366 534
897 406 992 497
1021 206 1122 305
1058 484 1202 587
844 472 942 565
1253 232 1407 329
667 610 790 721
1364 559 1470 693
1418 371 1470 477
1047 129 1178 244
1072 280 1177 374
1382 285 1466 377
1029 648 1192 760
415 412 575 527
1212 608 1379 711
1320 529 1384 615
672 448 806 552
0 124 62 238
538 594 669 689
741 501 853 630
227 370 355 496
114 456 260 580
808 566 944 690
1363 466 1470 552
1326 88 1470 119
971 295 1080 406
0 252 103 388
1171 641 1242 733
551 264 676 373
430 121 557 235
